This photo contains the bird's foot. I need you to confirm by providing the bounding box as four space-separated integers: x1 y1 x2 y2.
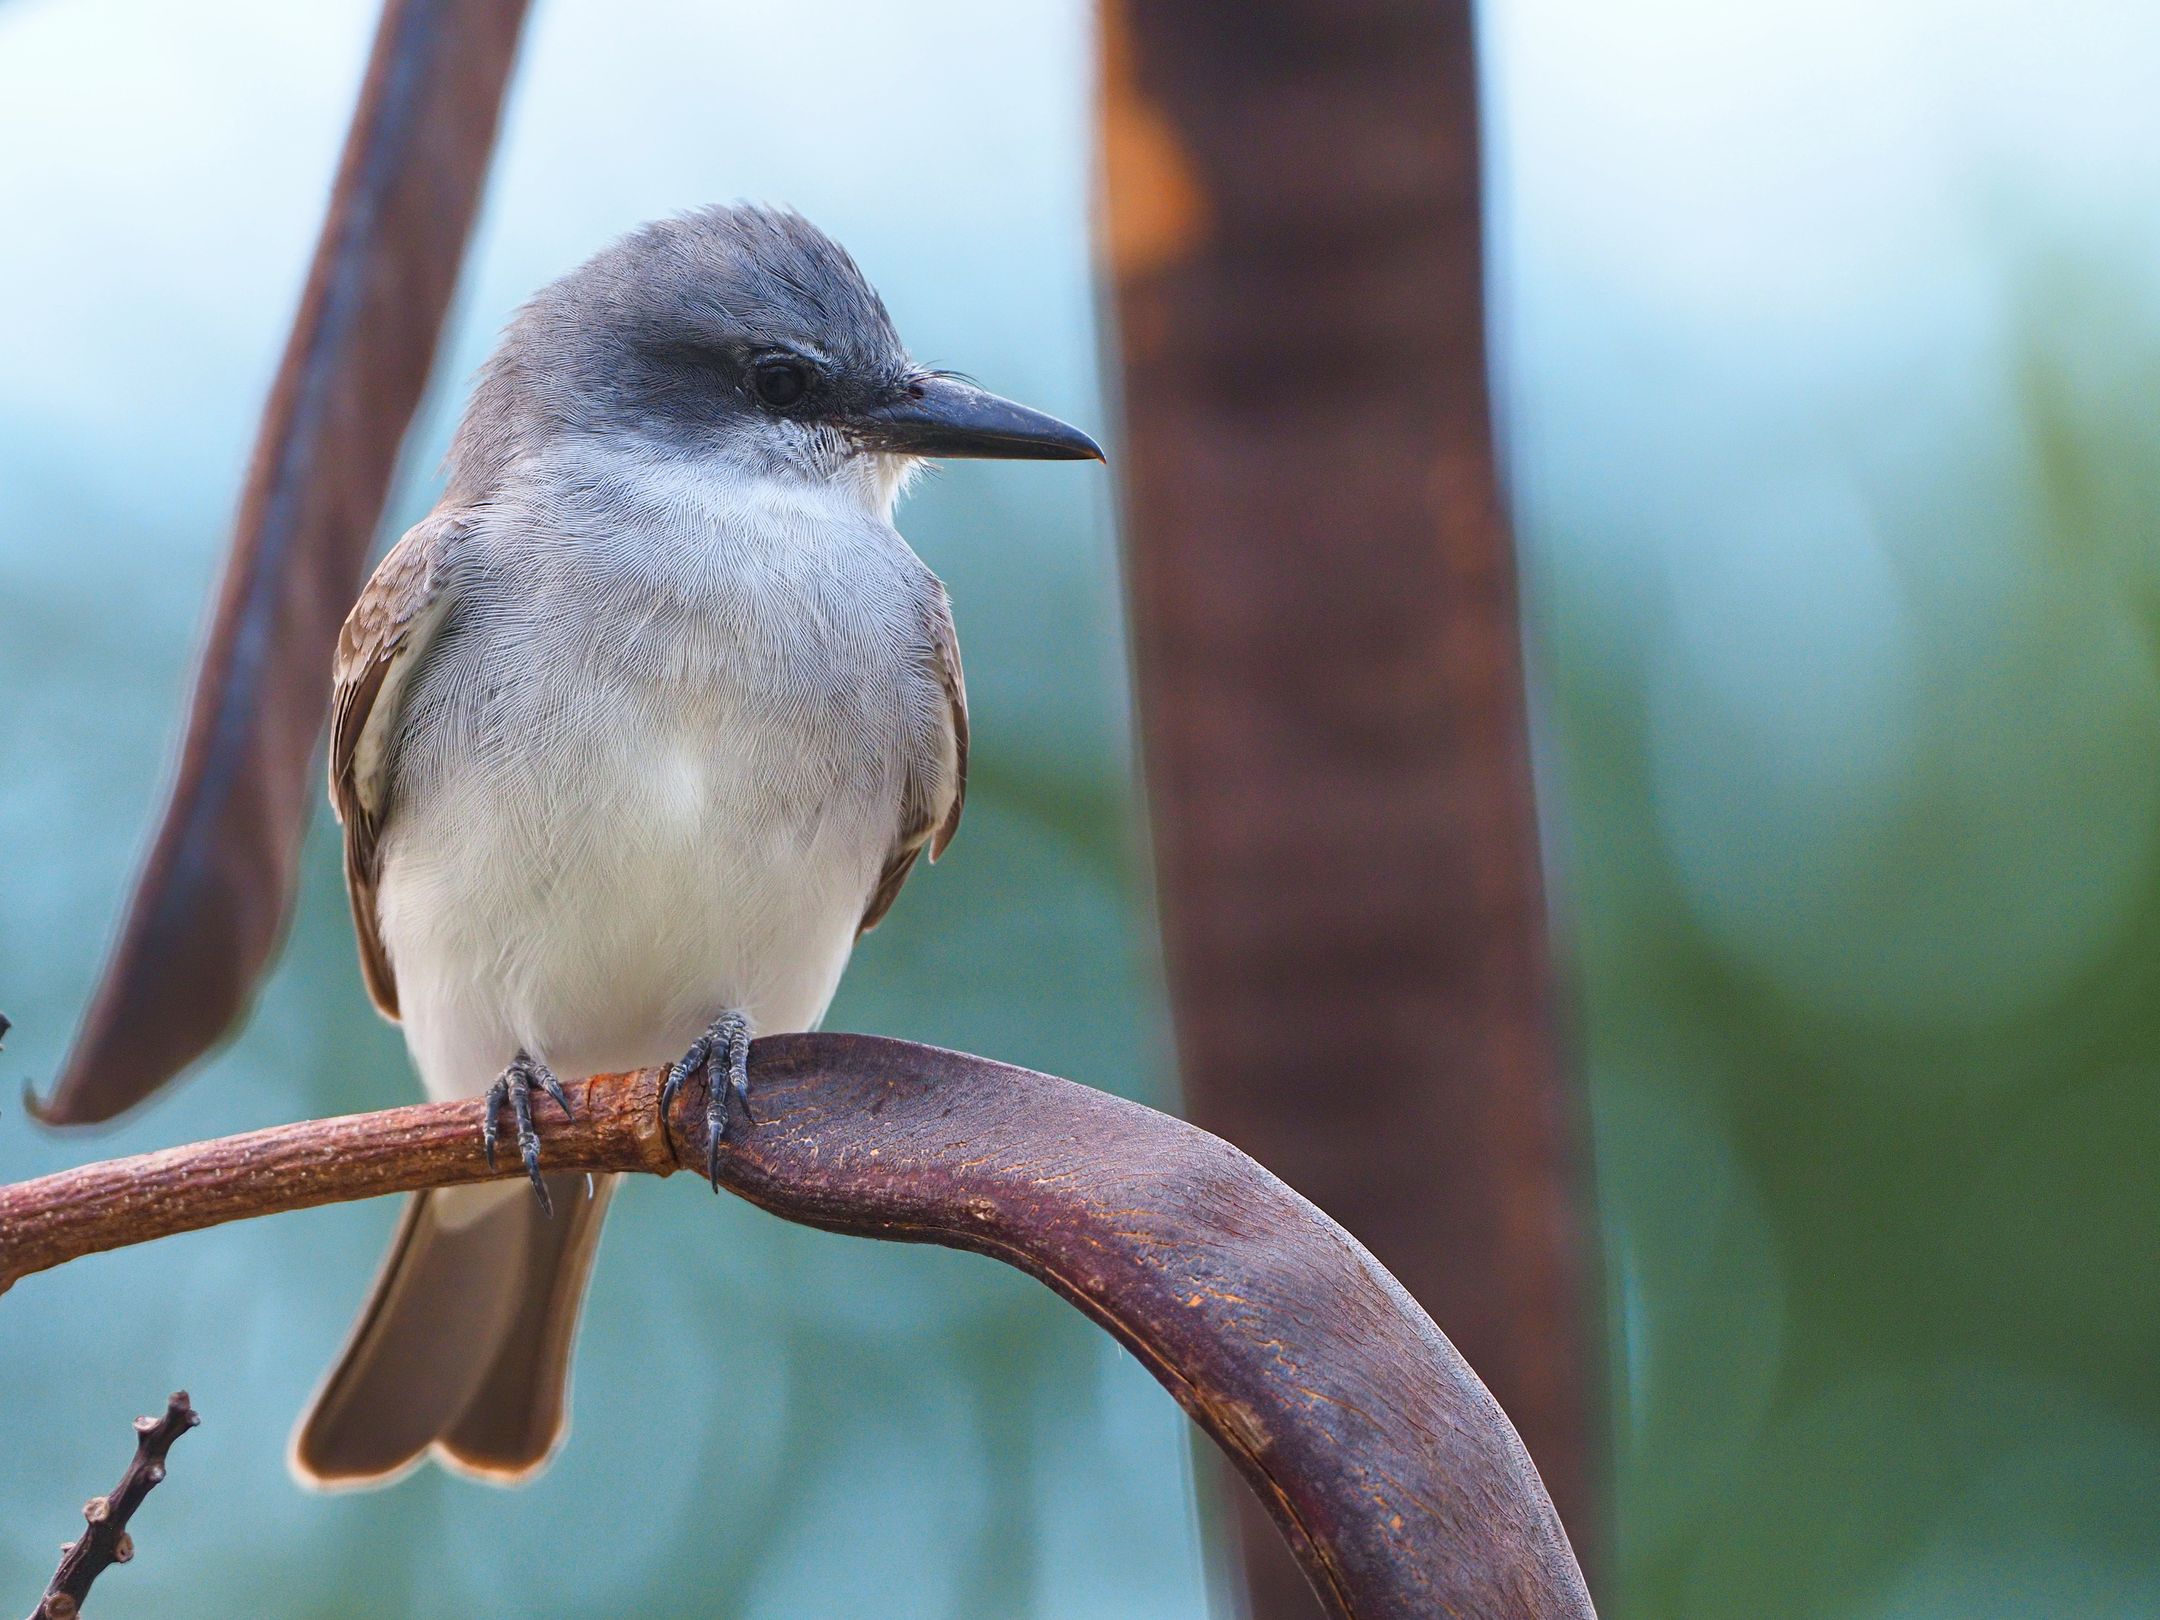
661 1011 754 1191
483 1051 574 1214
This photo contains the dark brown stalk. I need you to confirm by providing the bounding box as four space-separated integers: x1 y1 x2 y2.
29 1392 200 1620
33 0 531 1126
1098 1 1598 1607
2 1035 1595 1620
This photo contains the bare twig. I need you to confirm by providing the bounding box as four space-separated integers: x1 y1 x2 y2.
1 1035 1595 1620
30 1392 199 1620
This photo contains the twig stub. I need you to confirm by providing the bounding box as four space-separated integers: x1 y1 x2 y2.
31 1392 199 1620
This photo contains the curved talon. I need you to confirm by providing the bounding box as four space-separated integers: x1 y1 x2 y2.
726 1031 755 1128
483 1052 565 1215
538 1069 574 1122
660 1045 703 1119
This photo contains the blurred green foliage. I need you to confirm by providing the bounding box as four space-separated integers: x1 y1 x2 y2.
1517 252 2160 1616
1484 4 2160 1607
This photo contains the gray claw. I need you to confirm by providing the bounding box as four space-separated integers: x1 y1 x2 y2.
539 1070 574 1121
484 1051 564 1215
660 1044 702 1118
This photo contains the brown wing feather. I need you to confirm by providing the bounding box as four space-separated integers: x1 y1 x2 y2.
329 512 468 1018
860 584 969 935
929 593 970 861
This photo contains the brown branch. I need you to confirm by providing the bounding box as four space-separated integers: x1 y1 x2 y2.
1 1035 1595 1620
35 0 532 1127
29 1392 199 1620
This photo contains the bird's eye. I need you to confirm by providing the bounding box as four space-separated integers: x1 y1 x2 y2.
751 357 811 410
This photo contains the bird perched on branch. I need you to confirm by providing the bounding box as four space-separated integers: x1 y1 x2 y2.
291 205 1101 1487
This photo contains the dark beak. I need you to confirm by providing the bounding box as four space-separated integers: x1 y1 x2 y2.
853 375 1105 462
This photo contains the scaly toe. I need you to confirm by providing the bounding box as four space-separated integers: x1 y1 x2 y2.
727 1030 754 1126
703 1056 728 1191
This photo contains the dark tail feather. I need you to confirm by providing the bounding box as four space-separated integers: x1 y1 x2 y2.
291 1174 614 1489
438 1174 616 1479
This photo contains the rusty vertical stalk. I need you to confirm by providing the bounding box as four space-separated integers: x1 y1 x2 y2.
1098 2 1596 1610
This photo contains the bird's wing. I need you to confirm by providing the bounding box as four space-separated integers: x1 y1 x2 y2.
329 509 470 1018
860 581 969 935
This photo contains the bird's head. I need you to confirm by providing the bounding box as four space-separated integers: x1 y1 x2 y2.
455 204 1102 509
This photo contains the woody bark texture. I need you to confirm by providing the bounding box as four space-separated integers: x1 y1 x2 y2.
2 1035 1595 1620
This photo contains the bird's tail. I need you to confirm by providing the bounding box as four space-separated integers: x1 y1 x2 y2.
290 1173 615 1488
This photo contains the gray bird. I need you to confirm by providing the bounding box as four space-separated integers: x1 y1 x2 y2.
290 205 1101 1488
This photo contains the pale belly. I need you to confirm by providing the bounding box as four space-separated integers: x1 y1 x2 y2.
360 458 946 1102
373 710 893 1102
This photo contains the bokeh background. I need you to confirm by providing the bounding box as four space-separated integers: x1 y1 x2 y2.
2 1 2157 1617
1490 1 2160 1612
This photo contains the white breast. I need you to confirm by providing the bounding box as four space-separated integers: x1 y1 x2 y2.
372 453 935 1101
